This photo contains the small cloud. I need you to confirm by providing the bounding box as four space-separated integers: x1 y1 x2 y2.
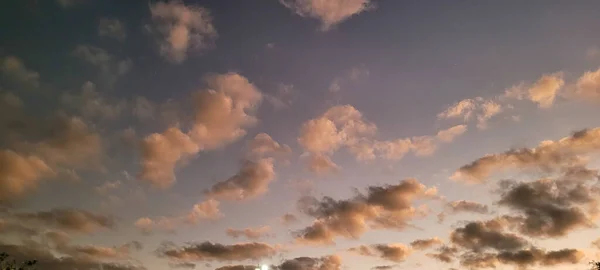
280 0 374 31
98 18 126 41
0 56 40 89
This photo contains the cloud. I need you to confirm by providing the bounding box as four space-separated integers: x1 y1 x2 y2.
247 133 291 158
149 0 217 63
158 241 277 262
295 178 436 244
98 18 126 41
95 180 122 195
446 200 490 215
409 237 443 250
275 255 342 270
0 242 145 270
496 174 599 238
568 67 600 103
0 56 40 89
328 67 369 93
169 262 196 269
279 0 373 31
61 81 127 120
134 217 177 234
226 226 271 240
436 125 467 142
350 244 412 262
186 199 222 223
526 72 564 108
0 150 53 203
456 248 584 269
139 73 262 188
72 45 132 88
13 208 115 233
64 241 142 260
280 214 299 226
437 98 503 129
451 127 600 182
265 83 294 109
306 153 339 174
205 158 275 201
426 245 459 263
450 219 529 252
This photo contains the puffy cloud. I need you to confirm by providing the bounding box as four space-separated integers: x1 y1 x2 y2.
295 179 435 244
409 237 443 250
452 127 600 182
527 72 564 108
72 45 132 88
206 158 275 201
13 208 115 233
279 0 373 30
0 150 53 203
158 241 277 262
569 67 600 103
226 226 271 240
496 175 599 238
139 127 199 188
139 73 262 188
349 244 412 262
436 125 467 142
98 18 126 41
186 199 222 223
247 133 291 158
0 56 40 89
450 219 528 252
149 0 217 63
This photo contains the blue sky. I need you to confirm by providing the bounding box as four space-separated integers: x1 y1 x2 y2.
1 1 600 270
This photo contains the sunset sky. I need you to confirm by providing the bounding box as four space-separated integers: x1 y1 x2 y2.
2 1 600 270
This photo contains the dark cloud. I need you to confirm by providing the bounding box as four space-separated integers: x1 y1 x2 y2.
371 266 396 270
280 213 299 226
275 255 341 270
447 200 489 214
450 219 528 252
158 241 276 262
295 178 435 244
169 262 196 269
215 266 255 270
497 175 598 237
426 245 459 263
0 242 145 270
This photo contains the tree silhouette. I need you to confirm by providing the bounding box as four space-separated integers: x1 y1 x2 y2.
0 253 36 270
592 261 600 270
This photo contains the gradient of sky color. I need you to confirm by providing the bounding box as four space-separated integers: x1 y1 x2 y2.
2 1 600 270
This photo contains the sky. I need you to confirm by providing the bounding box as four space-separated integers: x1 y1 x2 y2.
1 0 600 270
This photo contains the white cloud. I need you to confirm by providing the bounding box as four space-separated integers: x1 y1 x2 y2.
149 0 217 63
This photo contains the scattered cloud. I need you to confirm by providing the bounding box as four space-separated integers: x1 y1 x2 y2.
226 226 271 240
149 0 217 63
265 83 294 109
280 213 299 226
0 150 53 203
186 199 222 223
349 244 412 262
438 98 503 129
247 133 291 158
13 208 115 233
72 45 132 88
409 237 443 250
295 178 436 244
451 127 600 183
568 67 600 103
61 81 127 120
279 0 374 31
158 241 277 262
0 56 40 89
436 125 467 142
98 18 126 41
139 73 262 188
205 158 275 201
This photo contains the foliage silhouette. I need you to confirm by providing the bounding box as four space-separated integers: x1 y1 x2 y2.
0 253 36 270
592 261 600 270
